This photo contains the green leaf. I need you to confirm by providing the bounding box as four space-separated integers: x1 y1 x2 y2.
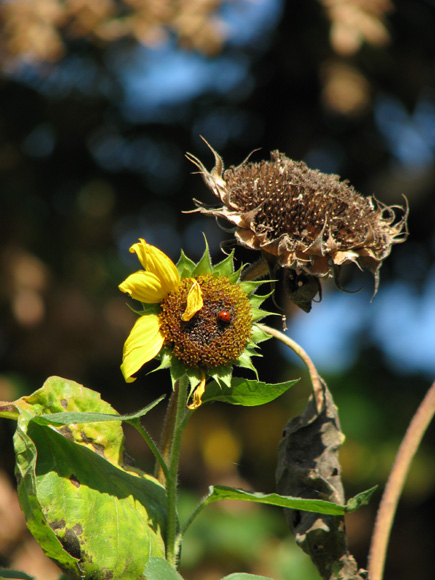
221 574 273 580
202 377 298 406
204 485 377 515
11 376 167 580
144 557 184 580
212 250 235 277
177 250 196 279
0 570 35 579
34 395 166 426
345 486 378 512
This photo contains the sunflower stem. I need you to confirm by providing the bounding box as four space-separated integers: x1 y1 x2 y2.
258 323 324 413
155 386 179 484
165 374 189 568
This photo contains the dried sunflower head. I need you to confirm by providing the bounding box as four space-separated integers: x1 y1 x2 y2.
187 138 408 311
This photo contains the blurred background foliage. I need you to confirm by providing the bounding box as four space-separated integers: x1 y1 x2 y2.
0 0 434 579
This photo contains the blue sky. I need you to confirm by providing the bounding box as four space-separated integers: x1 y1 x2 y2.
110 0 435 379
14 0 435 379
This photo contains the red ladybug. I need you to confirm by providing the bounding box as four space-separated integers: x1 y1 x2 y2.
217 310 231 322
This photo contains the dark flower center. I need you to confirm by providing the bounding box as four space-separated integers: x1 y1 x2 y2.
159 274 252 368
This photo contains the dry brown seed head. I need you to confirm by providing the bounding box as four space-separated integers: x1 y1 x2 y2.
187 140 408 303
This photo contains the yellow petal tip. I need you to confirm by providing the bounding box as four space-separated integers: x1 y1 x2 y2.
182 280 204 322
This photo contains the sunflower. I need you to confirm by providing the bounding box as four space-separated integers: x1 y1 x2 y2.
119 239 271 408
186 138 409 311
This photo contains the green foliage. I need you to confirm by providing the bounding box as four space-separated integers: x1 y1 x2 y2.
0 571 35 579
202 377 299 406
145 557 184 580
202 485 377 515
1 377 167 580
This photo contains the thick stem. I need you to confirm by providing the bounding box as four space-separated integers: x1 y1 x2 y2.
257 323 324 412
154 385 179 484
165 375 189 568
368 380 435 580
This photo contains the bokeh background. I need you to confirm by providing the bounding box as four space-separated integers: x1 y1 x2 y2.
0 1 434 579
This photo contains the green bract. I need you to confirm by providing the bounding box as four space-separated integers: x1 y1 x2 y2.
154 239 275 408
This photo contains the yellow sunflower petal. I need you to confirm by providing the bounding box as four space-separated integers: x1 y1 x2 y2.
187 373 207 410
119 271 168 303
121 314 165 382
181 280 204 321
130 239 180 295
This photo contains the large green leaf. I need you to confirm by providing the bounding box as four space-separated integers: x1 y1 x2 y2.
5 376 167 580
182 484 377 536
144 557 184 580
34 394 165 427
202 377 299 406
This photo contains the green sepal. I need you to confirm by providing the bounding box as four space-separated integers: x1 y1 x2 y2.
250 324 272 344
177 250 196 279
236 351 259 378
202 377 298 406
239 280 271 296
244 340 262 353
251 307 276 322
208 365 233 389
186 368 204 397
152 347 173 373
192 237 212 276
127 302 160 316
211 249 235 277
169 357 188 386
248 292 272 310
227 263 244 284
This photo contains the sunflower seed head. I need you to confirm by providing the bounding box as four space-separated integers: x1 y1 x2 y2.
188 141 409 302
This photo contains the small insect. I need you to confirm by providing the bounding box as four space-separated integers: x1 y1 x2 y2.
217 310 231 322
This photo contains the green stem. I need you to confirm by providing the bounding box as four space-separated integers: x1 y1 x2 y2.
154 387 180 484
180 495 209 537
165 374 190 568
127 418 170 482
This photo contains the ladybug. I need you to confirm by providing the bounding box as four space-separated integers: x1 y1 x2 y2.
217 310 231 323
